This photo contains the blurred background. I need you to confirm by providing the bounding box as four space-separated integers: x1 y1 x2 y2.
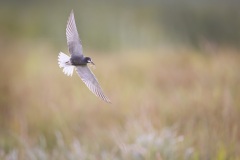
0 0 240 159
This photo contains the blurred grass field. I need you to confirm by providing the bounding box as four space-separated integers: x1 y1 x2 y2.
1 0 240 159
0 40 240 159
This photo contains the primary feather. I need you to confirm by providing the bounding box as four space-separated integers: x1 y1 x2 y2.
76 66 111 103
66 10 83 56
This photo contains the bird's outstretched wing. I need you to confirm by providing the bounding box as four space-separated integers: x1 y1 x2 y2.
76 66 111 103
66 10 83 56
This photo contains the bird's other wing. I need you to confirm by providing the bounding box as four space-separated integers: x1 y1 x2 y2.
66 10 83 56
76 66 111 103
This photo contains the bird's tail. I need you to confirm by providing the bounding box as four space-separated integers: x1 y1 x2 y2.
58 52 74 76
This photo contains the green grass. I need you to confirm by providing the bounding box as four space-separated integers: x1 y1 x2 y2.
0 41 240 159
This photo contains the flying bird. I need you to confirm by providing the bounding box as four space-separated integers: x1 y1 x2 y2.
58 10 111 103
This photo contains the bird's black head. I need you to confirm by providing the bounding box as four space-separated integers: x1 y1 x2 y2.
84 57 95 65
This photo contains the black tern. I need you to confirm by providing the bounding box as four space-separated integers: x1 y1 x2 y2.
58 10 111 103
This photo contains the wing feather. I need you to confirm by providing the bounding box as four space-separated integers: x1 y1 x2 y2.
66 10 83 56
75 66 111 103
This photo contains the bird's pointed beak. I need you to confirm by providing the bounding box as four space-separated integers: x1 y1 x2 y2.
87 59 95 65
89 60 96 69
90 60 95 65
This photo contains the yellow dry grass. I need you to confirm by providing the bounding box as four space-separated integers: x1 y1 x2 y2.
0 41 240 159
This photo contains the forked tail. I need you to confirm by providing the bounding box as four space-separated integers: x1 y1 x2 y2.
58 52 74 76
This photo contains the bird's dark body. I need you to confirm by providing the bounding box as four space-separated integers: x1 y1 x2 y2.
70 55 90 66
